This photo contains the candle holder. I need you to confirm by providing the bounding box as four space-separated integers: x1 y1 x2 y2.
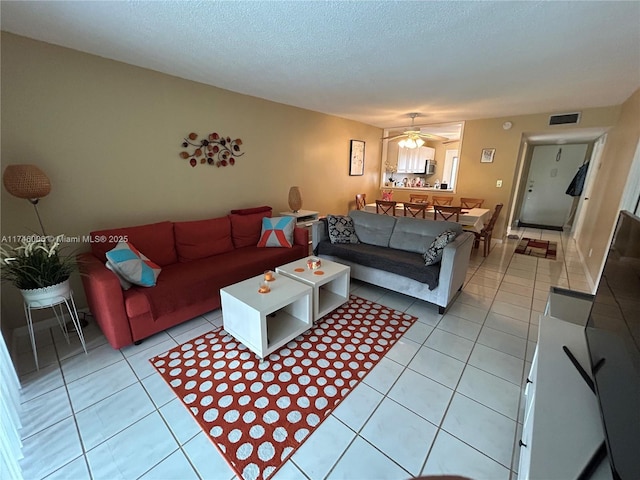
307 257 322 270
258 280 271 294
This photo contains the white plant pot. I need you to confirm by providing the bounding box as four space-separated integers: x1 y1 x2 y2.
20 279 71 307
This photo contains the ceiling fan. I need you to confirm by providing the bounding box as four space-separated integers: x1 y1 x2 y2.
381 113 449 148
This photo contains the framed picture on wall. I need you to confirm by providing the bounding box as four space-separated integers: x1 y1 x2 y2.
349 140 365 176
481 148 496 163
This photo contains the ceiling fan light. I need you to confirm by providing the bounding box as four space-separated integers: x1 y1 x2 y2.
416 138 425 147
405 138 417 149
398 139 407 148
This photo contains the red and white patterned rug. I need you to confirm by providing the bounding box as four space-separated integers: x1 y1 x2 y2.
149 295 417 480
515 237 557 260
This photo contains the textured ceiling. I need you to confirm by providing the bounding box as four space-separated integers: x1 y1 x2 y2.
2 1 639 129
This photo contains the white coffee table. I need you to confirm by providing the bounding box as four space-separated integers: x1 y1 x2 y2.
276 257 350 322
221 273 312 359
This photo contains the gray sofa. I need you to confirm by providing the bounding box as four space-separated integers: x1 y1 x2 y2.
312 210 474 313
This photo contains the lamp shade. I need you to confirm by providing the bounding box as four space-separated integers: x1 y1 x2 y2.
3 165 51 200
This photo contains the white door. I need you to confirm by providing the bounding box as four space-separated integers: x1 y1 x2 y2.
572 135 606 239
519 144 589 227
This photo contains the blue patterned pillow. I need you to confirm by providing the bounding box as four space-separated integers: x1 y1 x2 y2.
106 242 162 287
257 216 295 248
423 230 457 265
327 215 359 244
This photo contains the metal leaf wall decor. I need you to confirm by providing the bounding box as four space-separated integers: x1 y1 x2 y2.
179 132 245 168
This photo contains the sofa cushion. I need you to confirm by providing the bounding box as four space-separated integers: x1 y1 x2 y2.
424 230 458 265
131 243 307 319
90 221 177 267
174 216 234 262
389 217 463 254
327 215 359 244
348 210 397 247
229 210 272 248
105 241 162 287
316 240 440 289
257 217 295 248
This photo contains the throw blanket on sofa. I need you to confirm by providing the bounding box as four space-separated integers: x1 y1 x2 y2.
315 240 440 290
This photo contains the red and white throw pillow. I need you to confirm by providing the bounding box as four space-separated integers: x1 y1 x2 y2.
257 217 295 248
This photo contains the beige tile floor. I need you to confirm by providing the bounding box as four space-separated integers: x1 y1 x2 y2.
15 228 591 480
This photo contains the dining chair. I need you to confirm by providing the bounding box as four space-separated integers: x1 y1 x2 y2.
403 201 429 219
460 197 485 208
355 193 366 210
432 195 453 206
409 194 429 204
474 203 503 256
434 205 463 222
376 199 397 216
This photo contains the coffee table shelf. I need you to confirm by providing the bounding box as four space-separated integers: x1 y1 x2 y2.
276 257 350 321
221 273 312 359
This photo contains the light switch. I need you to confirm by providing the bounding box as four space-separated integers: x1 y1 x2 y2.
496 180 503 187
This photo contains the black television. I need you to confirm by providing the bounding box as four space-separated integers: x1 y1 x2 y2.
584 210 640 480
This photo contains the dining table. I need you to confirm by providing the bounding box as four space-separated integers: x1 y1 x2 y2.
364 203 491 233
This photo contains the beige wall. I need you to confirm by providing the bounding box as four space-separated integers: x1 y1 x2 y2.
456 106 621 238
576 88 640 282
0 33 383 333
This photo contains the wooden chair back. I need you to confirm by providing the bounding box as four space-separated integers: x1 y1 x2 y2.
403 201 429 219
434 205 462 222
484 203 503 233
473 203 503 256
409 194 429 204
432 195 453 206
460 197 485 208
376 199 397 216
355 193 366 210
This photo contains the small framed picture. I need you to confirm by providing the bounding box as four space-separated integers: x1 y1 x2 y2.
481 148 495 163
349 140 365 176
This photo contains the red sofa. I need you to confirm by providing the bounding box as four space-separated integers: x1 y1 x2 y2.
78 206 308 349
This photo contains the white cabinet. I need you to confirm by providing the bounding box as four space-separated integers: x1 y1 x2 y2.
397 146 435 173
519 290 611 480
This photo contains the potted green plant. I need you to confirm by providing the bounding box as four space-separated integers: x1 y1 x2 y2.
1 234 77 305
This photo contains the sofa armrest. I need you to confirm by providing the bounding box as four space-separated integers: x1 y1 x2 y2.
77 252 133 349
438 232 474 300
311 220 328 251
293 227 309 247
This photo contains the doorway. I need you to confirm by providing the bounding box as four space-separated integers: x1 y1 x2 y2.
517 144 589 229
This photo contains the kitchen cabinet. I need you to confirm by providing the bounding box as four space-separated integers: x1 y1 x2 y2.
397 146 435 173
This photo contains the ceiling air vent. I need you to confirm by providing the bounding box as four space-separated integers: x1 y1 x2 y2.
549 112 581 126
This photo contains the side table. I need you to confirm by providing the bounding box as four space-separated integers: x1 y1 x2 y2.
221 272 312 359
276 256 350 322
23 289 87 370
280 210 319 254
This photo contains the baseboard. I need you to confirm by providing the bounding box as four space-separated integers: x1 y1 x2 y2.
517 221 564 231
